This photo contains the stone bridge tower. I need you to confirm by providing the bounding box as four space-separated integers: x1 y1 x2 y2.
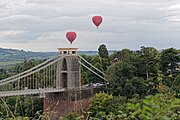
56 48 80 89
44 48 93 118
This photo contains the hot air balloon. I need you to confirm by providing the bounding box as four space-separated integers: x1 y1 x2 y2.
92 16 103 29
66 32 77 44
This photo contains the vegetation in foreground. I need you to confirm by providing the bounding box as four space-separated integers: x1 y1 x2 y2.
0 45 179 119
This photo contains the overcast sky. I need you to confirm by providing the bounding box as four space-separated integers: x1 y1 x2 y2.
0 0 180 52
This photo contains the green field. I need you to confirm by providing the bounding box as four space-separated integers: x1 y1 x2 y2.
0 61 23 68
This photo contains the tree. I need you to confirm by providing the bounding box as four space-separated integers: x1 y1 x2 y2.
88 93 127 120
98 44 108 58
80 55 104 84
173 75 180 96
110 49 132 62
160 48 180 74
88 92 113 117
93 56 110 71
106 61 138 98
106 61 136 80
0 69 8 79
0 59 44 118
127 94 180 119
139 46 159 79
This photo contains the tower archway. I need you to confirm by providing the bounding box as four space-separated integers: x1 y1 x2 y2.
61 58 68 88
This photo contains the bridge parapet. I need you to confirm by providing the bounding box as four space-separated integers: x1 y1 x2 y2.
58 48 78 56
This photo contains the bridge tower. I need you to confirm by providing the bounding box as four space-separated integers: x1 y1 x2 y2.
56 48 80 89
44 48 92 118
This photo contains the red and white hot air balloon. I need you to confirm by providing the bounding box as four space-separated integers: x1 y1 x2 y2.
66 32 77 44
92 16 103 29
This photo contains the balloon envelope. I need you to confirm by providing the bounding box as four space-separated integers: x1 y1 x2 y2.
66 32 77 44
92 16 103 28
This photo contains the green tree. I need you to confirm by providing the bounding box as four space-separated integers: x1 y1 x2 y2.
110 48 132 62
93 56 110 71
0 68 8 79
0 59 44 118
173 75 180 97
106 62 142 98
88 92 113 117
127 94 180 120
80 55 104 84
61 112 81 120
160 48 180 74
139 46 159 80
98 44 108 58
106 61 135 80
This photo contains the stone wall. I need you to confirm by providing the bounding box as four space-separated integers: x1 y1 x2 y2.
43 88 99 118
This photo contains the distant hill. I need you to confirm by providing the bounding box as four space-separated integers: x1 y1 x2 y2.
0 48 57 61
0 48 109 68
0 48 116 68
0 48 58 68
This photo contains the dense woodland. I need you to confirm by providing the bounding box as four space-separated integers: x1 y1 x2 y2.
0 45 179 119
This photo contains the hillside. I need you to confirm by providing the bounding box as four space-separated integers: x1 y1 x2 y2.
0 48 116 68
0 48 103 68
0 48 57 61
0 48 58 68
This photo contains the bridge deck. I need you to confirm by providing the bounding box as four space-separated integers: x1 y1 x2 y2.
0 86 101 97
0 88 65 97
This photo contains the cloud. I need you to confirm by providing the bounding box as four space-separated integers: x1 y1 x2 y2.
0 30 25 42
0 0 180 51
163 4 180 22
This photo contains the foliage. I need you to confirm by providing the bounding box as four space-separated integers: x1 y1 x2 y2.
80 55 108 84
91 112 126 120
106 61 145 98
109 47 160 80
88 92 113 116
86 93 180 120
110 48 133 62
160 74 180 97
139 46 159 79
88 93 129 120
9 59 44 74
160 48 180 74
107 76 150 98
173 75 180 97
127 93 180 120
98 44 109 58
85 94 180 120
0 59 43 118
0 45 180 119
0 48 57 68
107 61 136 80
0 69 8 80
0 96 43 118
60 112 83 120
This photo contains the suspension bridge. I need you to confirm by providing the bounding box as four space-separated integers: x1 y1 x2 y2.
0 48 107 117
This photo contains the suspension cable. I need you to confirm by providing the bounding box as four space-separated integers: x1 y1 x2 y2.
0 55 59 83
0 57 63 86
78 55 106 76
79 61 107 81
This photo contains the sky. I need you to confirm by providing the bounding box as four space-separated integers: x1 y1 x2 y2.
0 0 180 52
